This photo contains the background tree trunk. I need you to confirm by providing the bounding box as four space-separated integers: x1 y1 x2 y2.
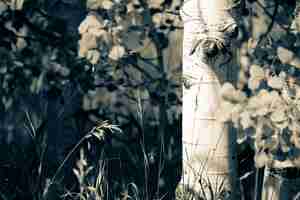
261 167 300 200
181 0 240 198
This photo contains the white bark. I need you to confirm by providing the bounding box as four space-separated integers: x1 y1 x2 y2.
180 0 239 198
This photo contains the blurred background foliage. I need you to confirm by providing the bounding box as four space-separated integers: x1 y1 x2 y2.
219 0 300 199
0 0 182 199
0 0 300 199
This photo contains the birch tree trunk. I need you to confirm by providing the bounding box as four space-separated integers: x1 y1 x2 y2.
180 0 241 198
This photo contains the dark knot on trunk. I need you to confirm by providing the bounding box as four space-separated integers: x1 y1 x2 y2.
189 24 239 66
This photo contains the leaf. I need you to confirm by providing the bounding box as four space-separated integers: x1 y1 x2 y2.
291 130 300 148
220 82 235 99
231 104 243 127
73 168 80 179
290 59 300 70
13 61 24 67
109 45 125 61
249 64 264 80
30 72 45 93
216 101 235 122
11 0 25 10
278 47 300 69
240 111 254 129
2 96 13 110
89 28 107 38
152 13 163 26
0 2 8 15
79 14 104 35
269 94 286 111
86 0 102 10
295 85 300 100
248 77 261 91
149 0 165 9
247 90 274 110
86 50 101 64
109 125 123 134
87 186 97 192
16 38 27 50
0 66 7 74
221 82 247 103
78 33 98 57
255 107 269 116
267 76 284 90
258 90 279 108
277 46 293 64
270 109 289 130
92 129 105 141
102 0 113 10
4 21 16 33
279 71 287 79
281 87 293 103
235 90 247 103
270 109 287 123
291 8 300 36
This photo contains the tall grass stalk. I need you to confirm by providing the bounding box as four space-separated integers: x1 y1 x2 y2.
95 152 108 200
136 89 150 199
46 121 120 199
24 109 48 199
49 132 88 188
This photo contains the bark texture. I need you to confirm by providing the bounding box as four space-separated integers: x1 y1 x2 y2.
180 0 240 198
